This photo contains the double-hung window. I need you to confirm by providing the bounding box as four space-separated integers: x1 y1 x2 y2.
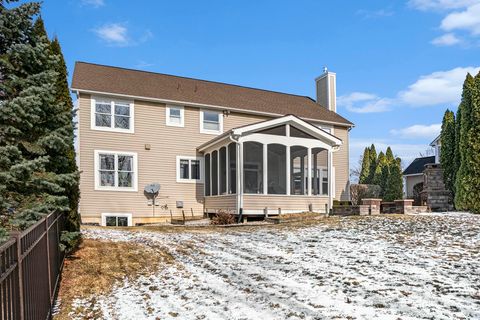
200 110 223 134
176 156 203 183
95 150 138 191
91 97 134 133
166 105 184 127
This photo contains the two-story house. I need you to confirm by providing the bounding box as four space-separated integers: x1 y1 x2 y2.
71 62 353 226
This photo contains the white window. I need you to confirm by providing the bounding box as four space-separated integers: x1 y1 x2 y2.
166 105 184 127
91 97 134 133
318 125 333 135
200 110 223 134
94 150 138 191
101 213 133 226
176 156 203 183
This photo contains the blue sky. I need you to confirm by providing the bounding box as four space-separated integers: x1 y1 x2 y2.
39 0 480 170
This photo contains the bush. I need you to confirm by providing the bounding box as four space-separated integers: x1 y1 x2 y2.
350 184 381 205
60 231 82 253
210 210 236 225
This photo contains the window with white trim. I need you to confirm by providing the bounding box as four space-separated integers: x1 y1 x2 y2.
166 105 184 127
102 213 133 226
176 156 203 183
95 151 138 191
200 110 223 134
91 97 134 133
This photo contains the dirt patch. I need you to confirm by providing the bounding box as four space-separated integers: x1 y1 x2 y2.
53 239 174 319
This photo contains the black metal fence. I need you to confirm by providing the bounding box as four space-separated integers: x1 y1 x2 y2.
0 211 65 320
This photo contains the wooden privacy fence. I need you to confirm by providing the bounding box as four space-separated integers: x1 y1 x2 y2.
0 211 65 320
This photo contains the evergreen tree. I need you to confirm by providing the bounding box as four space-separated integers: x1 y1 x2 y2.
50 36 81 233
454 105 462 180
384 157 403 201
373 151 388 197
0 1 77 240
440 109 456 200
367 144 377 184
455 72 480 213
359 147 371 184
385 147 395 165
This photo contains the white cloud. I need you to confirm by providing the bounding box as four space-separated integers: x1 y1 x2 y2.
92 24 153 47
431 32 461 45
390 124 441 139
408 0 477 11
440 3 480 35
337 92 393 113
398 66 480 106
94 23 129 45
81 0 105 8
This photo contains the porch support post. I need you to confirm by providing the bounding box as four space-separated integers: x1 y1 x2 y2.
209 152 212 196
237 142 243 212
307 148 312 196
263 143 268 195
286 145 290 195
226 146 229 194
328 149 333 212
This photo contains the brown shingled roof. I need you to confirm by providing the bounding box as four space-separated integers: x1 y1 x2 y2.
71 62 353 126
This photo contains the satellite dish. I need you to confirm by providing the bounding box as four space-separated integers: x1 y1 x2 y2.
144 183 160 198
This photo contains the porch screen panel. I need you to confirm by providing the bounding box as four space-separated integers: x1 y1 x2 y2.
205 154 211 196
311 148 327 195
212 151 218 195
268 144 286 194
243 142 263 194
228 143 236 194
219 147 227 194
290 146 308 195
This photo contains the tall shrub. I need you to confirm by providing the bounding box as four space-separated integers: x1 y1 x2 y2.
368 144 377 184
383 158 403 201
359 147 371 184
440 109 456 200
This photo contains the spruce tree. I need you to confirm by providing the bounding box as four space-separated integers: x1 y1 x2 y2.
0 1 77 239
385 147 395 165
359 147 371 184
440 109 456 200
368 144 377 184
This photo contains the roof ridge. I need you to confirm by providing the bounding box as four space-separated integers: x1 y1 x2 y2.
75 61 314 100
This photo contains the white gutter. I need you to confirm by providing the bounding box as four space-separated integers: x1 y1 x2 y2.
71 88 354 128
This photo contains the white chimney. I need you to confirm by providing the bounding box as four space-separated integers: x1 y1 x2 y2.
315 67 336 112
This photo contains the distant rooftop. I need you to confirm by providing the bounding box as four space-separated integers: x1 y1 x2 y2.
403 156 436 175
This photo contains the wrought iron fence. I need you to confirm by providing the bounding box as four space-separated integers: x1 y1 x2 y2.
0 211 65 320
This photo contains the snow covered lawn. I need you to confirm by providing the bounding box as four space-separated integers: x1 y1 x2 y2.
56 213 480 320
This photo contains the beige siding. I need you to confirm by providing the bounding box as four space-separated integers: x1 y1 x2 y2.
333 126 350 201
204 195 237 212
78 93 351 224
243 195 328 213
79 94 262 225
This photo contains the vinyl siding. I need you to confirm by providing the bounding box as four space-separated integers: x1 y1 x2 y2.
333 126 350 201
204 195 237 213
242 195 328 213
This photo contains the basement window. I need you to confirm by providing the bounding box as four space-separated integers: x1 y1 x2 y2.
102 213 132 227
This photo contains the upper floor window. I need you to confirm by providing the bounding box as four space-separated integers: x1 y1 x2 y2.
166 105 184 127
176 156 203 183
91 97 134 133
94 150 138 192
200 110 223 134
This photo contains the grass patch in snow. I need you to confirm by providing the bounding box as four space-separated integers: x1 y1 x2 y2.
53 238 174 319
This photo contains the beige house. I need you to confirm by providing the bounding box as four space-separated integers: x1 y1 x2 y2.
71 62 354 226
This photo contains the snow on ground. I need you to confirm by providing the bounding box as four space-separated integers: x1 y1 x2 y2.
73 213 480 320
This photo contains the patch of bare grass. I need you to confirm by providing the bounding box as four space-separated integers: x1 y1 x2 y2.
53 239 174 319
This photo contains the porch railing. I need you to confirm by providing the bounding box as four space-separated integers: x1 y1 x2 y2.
0 210 65 320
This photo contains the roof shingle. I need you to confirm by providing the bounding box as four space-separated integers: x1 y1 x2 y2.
71 62 353 126
403 156 436 175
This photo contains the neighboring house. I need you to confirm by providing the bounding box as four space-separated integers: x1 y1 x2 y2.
71 62 354 226
402 156 435 198
403 135 441 198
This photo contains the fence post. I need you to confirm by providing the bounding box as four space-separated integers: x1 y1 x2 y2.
12 232 25 320
45 217 52 304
